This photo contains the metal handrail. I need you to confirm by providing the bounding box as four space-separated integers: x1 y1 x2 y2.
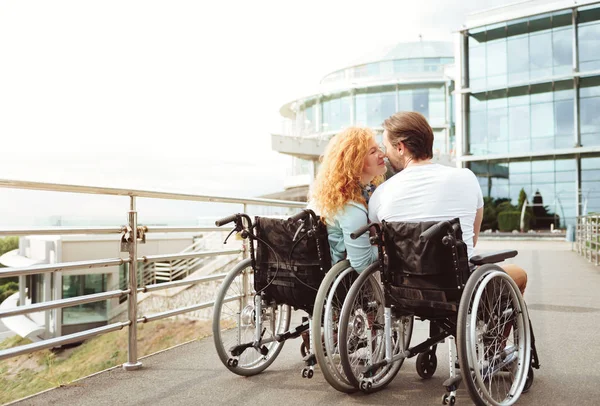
140 249 242 263
0 258 130 278
0 322 130 362
140 273 229 293
138 294 242 324
0 226 125 236
0 177 302 371
0 178 305 208
575 215 600 265
0 290 129 318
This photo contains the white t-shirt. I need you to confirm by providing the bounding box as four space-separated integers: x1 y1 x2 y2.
368 164 484 258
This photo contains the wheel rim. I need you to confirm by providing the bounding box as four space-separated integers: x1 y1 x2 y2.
323 267 356 385
215 263 290 371
466 271 530 405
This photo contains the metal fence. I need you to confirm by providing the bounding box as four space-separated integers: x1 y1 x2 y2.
576 214 600 265
0 178 304 369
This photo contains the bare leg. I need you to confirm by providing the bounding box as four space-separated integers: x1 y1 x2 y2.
500 264 527 295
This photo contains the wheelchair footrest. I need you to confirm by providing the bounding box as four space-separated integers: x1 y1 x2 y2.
277 321 309 341
443 375 462 392
229 342 254 357
362 360 388 377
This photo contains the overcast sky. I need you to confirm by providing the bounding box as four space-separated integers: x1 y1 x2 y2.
0 0 513 225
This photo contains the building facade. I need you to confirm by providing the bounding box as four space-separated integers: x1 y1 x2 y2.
455 0 600 227
271 41 456 200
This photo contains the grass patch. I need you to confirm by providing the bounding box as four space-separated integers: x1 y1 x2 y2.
0 319 212 404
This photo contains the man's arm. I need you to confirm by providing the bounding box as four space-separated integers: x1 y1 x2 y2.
473 206 483 247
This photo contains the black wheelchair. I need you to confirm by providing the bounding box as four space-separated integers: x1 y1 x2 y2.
337 219 540 405
212 210 341 378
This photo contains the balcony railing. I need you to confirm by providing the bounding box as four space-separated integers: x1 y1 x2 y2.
576 214 600 265
0 178 304 368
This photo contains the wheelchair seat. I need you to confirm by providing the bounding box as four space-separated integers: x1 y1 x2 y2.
254 216 331 313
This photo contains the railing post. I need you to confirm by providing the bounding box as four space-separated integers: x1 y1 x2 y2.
123 196 142 371
241 203 250 303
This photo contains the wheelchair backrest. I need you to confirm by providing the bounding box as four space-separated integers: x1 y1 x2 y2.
254 216 331 271
381 219 469 289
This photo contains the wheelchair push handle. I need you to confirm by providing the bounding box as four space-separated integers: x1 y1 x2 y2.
215 214 239 227
288 209 316 224
351 223 374 240
420 221 451 242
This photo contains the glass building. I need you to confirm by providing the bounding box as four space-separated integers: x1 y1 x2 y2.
271 41 456 199
456 0 600 227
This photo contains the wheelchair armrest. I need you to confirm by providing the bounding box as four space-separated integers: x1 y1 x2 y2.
469 250 518 266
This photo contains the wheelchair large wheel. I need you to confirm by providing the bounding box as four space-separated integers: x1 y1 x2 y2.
311 260 357 393
213 258 291 376
338 263 413 392
457 264 531 406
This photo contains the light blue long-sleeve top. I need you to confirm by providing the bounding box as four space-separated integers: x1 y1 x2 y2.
326 201 378 273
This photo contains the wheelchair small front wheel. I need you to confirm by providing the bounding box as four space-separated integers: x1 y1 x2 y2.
416 350 437 379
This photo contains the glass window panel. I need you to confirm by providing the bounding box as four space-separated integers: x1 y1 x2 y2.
532 160 554 172
507 35 529 84
470 110 487 145
581 169 600 182
470 94 486 111
510 161 531 173
552 27 572 75
555 98 574 136
532 137 555 150
355 94 367 126
582 157 600 170
578 20 600 73
555 158 576 170
487 39 507 88
531 102 554 138
580 95 600 146
398 89 413 111
429 87 446 125
511 173 532 184
413 89 429 118
529 31 553 78
487 106 508 142
509 104 530 144
469 36 486 88
532 172 554 184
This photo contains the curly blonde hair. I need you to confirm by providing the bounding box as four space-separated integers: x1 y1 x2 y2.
311 127 384 222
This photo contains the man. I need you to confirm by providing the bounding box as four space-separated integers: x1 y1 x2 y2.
368 111 527 294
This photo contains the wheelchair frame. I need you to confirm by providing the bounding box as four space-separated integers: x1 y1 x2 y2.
212 209 332 378
338 219 540 405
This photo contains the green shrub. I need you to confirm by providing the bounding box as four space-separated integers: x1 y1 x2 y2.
498 211 531 232
498 211 531 231
0 281 19 303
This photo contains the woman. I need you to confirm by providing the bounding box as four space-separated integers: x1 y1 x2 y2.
311 127 387 272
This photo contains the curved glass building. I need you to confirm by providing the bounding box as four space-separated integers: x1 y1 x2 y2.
271 41 456 199
456 0 600 226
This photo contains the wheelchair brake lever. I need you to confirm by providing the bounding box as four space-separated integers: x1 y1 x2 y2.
223 228 237 244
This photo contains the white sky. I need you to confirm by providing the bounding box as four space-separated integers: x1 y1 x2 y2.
0 0 511 225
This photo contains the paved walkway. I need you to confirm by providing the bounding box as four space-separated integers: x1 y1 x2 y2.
11 241 600 406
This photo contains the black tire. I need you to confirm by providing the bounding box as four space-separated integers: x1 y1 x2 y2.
416 350 437 379
311 260 357 393
212 259 291 376
457 264 531 406
338 262 411 392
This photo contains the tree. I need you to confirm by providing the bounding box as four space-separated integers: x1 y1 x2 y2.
518 188 528 210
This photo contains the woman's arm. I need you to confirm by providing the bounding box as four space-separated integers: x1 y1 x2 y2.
337 204 377 273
